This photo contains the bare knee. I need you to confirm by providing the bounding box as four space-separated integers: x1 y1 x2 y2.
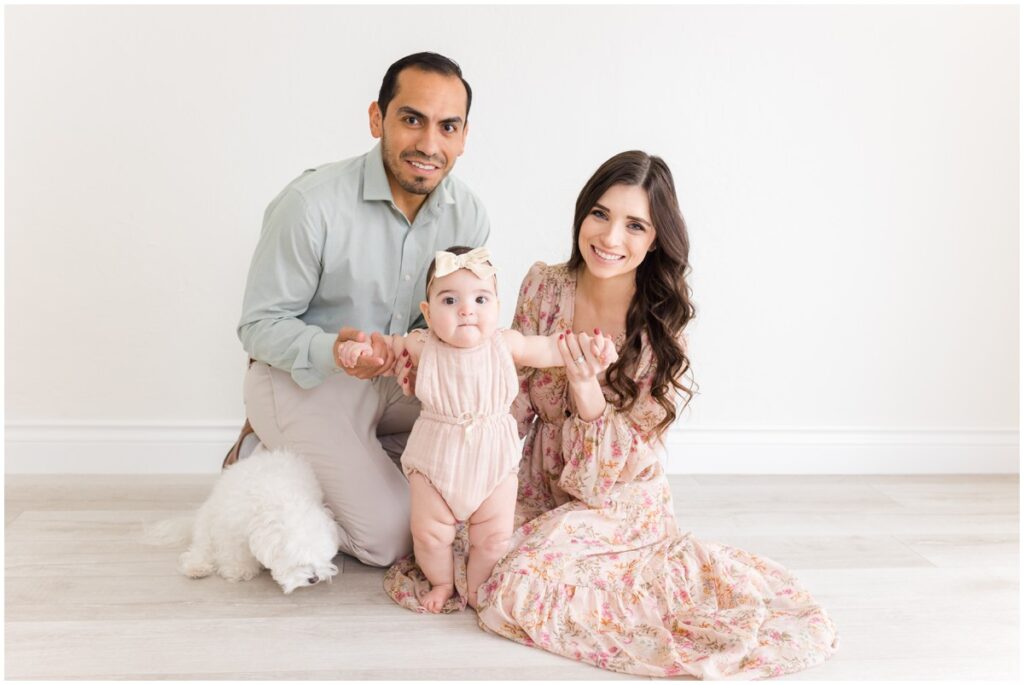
470 527 512 558
411 518 456 552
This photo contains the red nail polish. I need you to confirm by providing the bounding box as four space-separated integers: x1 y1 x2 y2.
402 350 408 357
405 360 411 368
594 328 600 334
559 334 564 340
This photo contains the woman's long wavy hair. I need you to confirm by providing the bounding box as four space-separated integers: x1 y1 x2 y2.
567 151 695 438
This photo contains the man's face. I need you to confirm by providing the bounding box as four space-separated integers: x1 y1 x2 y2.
369 68 469 200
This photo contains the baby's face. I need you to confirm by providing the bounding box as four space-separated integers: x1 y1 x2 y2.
420 268 500 348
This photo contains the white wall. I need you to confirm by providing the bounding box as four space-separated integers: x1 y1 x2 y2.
5 5 1019 473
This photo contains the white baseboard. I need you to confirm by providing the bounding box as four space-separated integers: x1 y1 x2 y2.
661 428 1019 474
3 421 1019 475
4 422 237 474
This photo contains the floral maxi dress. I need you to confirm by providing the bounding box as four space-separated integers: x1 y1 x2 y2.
473 262 839 680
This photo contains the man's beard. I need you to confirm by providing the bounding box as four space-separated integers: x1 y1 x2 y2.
381 138 445 196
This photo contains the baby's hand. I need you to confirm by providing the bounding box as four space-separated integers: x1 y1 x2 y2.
338 340 373 369
590 330 619 372
559 329 619 384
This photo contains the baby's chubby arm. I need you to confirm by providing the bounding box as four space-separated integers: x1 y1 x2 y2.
502 330 563 368
389 329 427 367
502 329 617 370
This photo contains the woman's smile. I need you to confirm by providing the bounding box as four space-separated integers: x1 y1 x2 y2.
591 244 625 263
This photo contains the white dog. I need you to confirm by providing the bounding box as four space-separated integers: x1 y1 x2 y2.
145 448 341 593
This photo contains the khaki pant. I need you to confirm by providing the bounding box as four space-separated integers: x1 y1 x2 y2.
243 361 420 567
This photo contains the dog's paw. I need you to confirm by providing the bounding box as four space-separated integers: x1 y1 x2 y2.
217 564 262 582
178 551 215 578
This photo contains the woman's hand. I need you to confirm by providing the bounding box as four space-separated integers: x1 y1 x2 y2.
396 349 418 396
394 330 426 396
558 329 618 381
558 328 618 421
386 335 409 375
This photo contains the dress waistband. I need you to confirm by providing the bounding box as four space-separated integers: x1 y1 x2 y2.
419 410 507 433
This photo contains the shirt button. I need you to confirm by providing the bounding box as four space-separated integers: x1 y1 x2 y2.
404 274 411 281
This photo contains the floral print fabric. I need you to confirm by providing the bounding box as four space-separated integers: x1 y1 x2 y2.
472 262 838 679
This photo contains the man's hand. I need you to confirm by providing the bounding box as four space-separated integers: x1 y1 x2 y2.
334 328 396 380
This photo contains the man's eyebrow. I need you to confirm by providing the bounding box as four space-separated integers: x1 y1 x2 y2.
594 202 653 227
396 106 464 126
395 106 426 119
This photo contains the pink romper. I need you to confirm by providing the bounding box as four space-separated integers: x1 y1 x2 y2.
401 329 520 521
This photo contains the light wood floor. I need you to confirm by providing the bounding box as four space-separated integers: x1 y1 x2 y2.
4 474 1019 680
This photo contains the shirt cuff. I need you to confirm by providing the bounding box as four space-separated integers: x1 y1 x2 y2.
309 331 339 375
571 400 614 427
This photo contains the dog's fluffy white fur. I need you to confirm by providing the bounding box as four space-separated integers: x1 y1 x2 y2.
145 449 341 593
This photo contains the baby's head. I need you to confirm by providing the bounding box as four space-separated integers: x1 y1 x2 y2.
420 246 500 348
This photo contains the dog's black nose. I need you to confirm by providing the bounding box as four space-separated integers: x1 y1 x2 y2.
308 575 319 584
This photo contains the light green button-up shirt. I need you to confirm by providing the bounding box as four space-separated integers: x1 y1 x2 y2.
238 143 490 389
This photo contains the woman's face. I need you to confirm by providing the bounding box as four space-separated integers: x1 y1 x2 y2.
577 184 657 282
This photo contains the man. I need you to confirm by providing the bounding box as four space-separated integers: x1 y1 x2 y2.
228 53 489 568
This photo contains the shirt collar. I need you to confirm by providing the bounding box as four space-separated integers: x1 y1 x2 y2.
362 142 456 207
362 142 393 202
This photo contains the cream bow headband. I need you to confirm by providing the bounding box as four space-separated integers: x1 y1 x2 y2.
432 247 497 282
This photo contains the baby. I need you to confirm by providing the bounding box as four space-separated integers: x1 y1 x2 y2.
338 246 617 612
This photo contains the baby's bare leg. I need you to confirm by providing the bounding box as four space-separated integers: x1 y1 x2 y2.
466 474 517 609
408 472 457 613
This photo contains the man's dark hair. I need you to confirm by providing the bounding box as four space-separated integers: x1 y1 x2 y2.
377 52 472 120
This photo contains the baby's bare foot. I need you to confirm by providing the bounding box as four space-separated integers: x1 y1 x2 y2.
420 583 454 613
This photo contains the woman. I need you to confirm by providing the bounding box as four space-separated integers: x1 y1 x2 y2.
473 151 838 679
